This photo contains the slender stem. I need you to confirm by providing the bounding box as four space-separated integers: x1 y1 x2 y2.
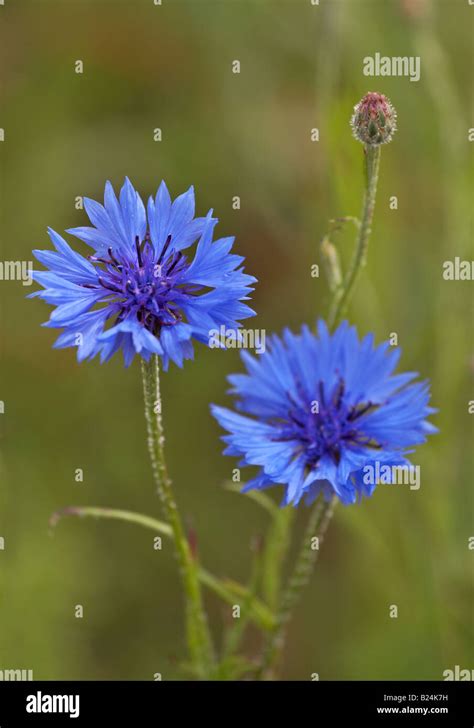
257 495 337 679
141 355 214 678
49 505 172 536
328 144 381 328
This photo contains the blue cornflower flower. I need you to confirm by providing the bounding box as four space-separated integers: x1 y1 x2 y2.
211 321 437 506
31 178 256 368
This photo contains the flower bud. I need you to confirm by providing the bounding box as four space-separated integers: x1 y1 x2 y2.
350 92 397 146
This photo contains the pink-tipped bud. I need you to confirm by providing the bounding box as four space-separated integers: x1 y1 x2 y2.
350 92 397 146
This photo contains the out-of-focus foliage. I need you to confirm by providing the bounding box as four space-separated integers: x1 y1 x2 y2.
1 0 472 679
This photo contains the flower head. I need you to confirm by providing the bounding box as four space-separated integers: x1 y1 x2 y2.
212 321 437 506
351 92 397 146
31 178 256 368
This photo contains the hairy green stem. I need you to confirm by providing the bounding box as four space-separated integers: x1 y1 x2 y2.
141 355 214 678
328 144 381 328
257 496 337 679
50 505 172 536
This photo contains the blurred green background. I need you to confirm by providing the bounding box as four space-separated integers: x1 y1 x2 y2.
1 0 472 680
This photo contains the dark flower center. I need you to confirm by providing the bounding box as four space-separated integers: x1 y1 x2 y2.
276 379 380 467
84 233 204 333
